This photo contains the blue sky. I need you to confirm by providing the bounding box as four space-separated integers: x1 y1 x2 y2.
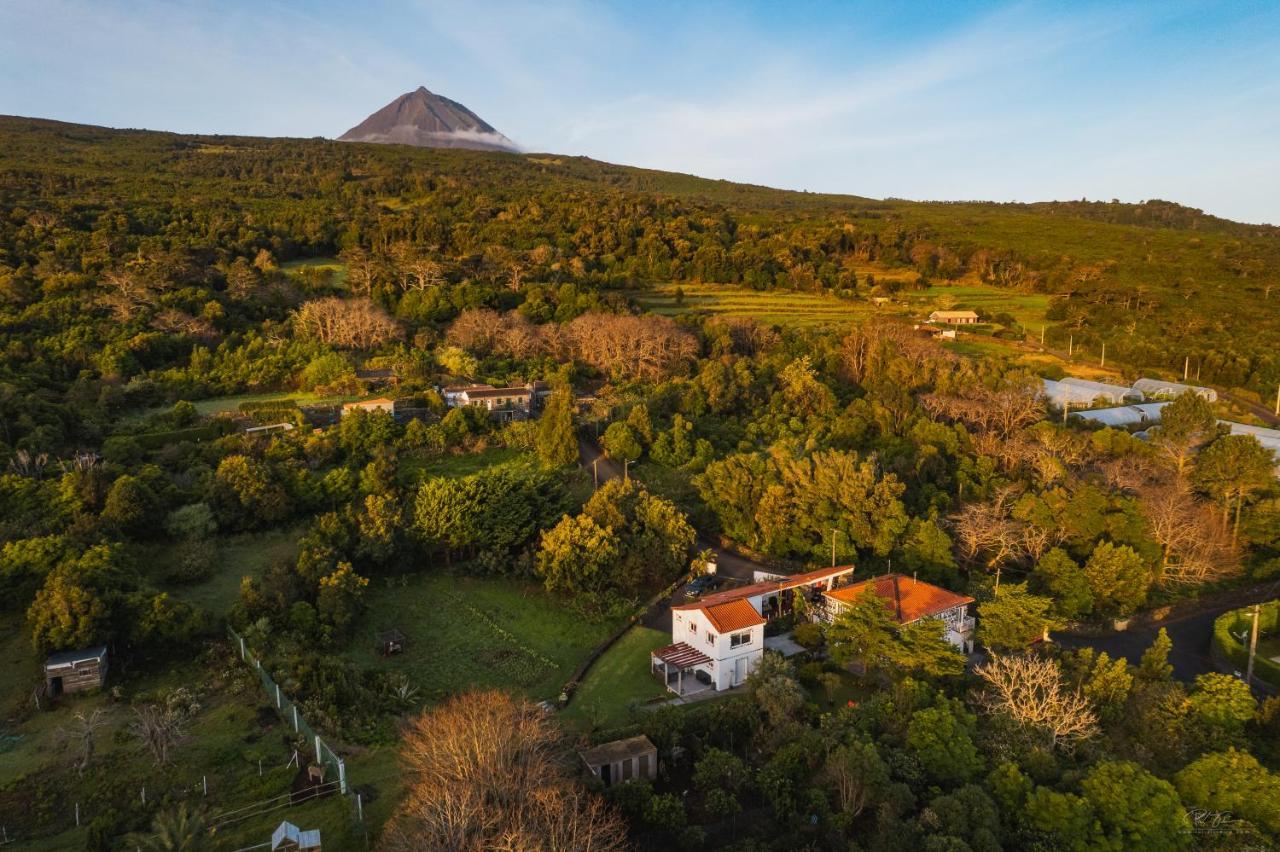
2 0 1278 223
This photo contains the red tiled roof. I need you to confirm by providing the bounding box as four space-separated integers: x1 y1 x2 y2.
671 564 855 611
703 599 766 633
652 642 712 669
824 574 973 624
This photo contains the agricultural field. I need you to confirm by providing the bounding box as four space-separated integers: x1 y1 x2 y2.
635 279 1052 333
346 574 622 705
143 524 308 615
561 625 671 732
397 445 529 488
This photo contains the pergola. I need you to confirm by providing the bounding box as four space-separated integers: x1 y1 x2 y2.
651 642 712 695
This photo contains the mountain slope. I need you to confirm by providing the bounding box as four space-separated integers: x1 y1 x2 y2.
338 86 519 153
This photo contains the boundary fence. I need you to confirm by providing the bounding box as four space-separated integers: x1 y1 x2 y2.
227 626 348 795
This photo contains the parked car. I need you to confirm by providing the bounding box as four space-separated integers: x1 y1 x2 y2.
684 575 722 598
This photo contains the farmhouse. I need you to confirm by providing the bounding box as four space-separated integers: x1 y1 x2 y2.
340 397 396 417
453 385 534 422
654 566 855 695
441 383 494 406
928 310 979 325
44 646 108 695
579 735 658 788
1131 377 1217 403
821 574 976 653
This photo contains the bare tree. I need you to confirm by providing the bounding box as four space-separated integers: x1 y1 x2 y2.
920 378 1045 441
381 690 627 852
566 313 698 380
99 268 155 321
293 297 403 349
1141 484 1240 586
973 654 1098 750
131 704 186 766
57 709 109 777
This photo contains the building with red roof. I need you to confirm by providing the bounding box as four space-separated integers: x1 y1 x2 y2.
822 574 975 652
653 564 854 695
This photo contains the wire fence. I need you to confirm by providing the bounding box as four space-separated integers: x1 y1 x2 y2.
227 625 348 795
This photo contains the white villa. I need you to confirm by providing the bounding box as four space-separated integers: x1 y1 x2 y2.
651 567 978 695
652 566 855 696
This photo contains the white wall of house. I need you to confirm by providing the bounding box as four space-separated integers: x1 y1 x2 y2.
672 609 764 690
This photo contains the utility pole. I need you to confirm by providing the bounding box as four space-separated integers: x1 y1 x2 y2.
830 529 839 568
1040 325 1045 346
592 458 600 490
1068 334 1074 357
1100 341 1106 368
1246 604 1261 685
1183 355 1190 381
1274 384 1279 417
624 459 633 482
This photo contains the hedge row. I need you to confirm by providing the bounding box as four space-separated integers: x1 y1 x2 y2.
1211 601 1280 687
239 399 300 413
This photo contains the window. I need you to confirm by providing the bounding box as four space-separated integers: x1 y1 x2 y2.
689 622 696 634
730 632 752 648
706 633 716 646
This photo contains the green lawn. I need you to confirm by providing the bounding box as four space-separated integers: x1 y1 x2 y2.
397 446 529 487
281 255 348 288
348 574 621 704
560 626 670 732
144 524 308 616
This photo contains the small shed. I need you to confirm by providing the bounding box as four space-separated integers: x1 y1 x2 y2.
44 646 107 696
272 820 321 851
578 735 658 788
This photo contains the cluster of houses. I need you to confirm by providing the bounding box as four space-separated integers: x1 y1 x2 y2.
650 566 974 697
338 381 552 423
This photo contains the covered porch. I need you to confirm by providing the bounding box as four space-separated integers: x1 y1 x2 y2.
650 642 714 697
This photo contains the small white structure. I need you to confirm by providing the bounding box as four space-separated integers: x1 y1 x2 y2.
1072 402 1169 428
579 735 658 788
821 574 976 653
928 310 979 325
340 397 395 417
1042 377 1142 408
1131 378 1217 403
244 422 295 436
654 566 855 695
272 820 321 851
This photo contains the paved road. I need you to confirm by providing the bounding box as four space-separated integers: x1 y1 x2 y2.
1055 583 1280 689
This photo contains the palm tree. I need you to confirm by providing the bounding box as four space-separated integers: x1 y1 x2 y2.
138 804 211 851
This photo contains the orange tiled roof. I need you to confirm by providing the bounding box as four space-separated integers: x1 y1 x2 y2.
824 574 972 624
702 598 766 633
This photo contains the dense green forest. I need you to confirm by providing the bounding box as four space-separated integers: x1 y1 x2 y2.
1 115 1279 850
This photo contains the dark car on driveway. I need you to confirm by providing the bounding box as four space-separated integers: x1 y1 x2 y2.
684 574 723 598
